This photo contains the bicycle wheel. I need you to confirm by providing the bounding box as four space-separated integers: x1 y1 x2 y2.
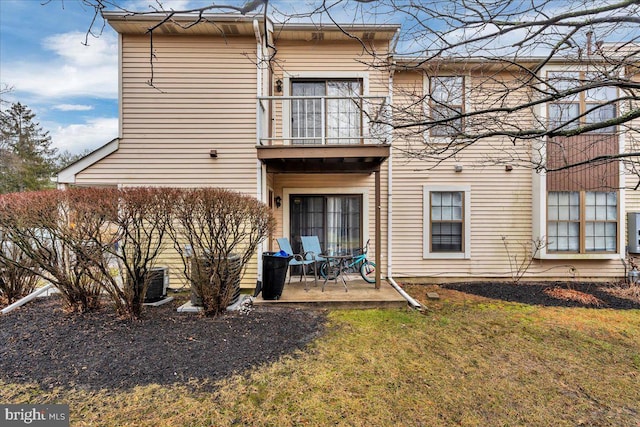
319 261 336 280
359 260 376 283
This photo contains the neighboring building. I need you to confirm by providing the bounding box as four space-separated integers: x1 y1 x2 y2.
58 12 639 287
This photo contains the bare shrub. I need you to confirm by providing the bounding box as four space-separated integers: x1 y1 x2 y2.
0 190 102 313
502 236 546 284
0 230 39 305
87 187 178 319
169 188 275 316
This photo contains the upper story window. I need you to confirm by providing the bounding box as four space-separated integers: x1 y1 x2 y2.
429 76 464 137
291 79 362 145
547 71 617 133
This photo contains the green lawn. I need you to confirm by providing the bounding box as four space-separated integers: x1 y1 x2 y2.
2 285 639 426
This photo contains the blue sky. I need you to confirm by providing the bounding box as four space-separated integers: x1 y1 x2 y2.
1 0 121 155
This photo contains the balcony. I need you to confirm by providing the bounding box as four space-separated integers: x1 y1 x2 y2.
256 95 391 174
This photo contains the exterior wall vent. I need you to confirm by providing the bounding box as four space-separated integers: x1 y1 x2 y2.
311 32 324 41
628 212 640 254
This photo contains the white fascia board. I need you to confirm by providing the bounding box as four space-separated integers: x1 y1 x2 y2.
56 138 119 184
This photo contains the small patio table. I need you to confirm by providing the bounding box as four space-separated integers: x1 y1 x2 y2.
320 253 352 292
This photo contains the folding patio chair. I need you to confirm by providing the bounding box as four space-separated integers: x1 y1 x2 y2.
300 235 328 265
276 237 317 290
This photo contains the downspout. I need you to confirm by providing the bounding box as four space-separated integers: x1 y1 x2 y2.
386 31 422 310
1 284 55 315
254 18 265 283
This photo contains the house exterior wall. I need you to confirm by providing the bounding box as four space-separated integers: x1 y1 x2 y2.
66 20 636 285
391 69 626 282
74 33 261 288
76 34 259 192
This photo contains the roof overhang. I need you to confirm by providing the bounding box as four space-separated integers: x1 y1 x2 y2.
272 23 400 42
102 11 261 36
102 11 400 41
256 144 390 174
57 138 119 185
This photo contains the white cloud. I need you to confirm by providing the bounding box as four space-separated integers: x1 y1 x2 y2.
53 104 94 111
0 31 118 100
49 117 118 154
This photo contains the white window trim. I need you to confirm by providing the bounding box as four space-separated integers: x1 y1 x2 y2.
282 72 370 144
423 185 471 259
532 64 625 260
422 73 470 145
281 186 370 246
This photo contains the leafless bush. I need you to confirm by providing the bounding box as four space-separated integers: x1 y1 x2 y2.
0 230 40 305
74 187 178 319
169 188 275 316
0 190 102 312
502 236 546 284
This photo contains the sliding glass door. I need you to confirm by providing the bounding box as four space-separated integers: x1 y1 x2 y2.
291 80 362 145
289 195 362 255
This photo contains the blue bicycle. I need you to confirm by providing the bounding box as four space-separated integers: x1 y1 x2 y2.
319 240 376 283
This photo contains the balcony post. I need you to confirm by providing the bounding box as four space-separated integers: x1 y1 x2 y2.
375 169 381 289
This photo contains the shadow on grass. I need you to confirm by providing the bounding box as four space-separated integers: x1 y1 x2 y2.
441 281 640 310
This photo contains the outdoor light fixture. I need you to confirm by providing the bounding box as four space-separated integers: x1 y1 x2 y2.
454 164 463 172
275 79 283 93
275 196 282 208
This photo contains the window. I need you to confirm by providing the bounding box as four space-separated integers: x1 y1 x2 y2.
423 185 471 259
547 191 617 253
291 80 362 145
429 76 464 136
547 71 617 133
431 191 463 252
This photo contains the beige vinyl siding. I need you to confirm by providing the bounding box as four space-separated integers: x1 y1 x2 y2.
391 69 624 281
77 34 259 192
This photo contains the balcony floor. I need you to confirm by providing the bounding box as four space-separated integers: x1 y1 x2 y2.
252 274 408 309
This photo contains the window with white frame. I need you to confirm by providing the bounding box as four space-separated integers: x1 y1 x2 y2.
429 76 464 137
423 185 471 259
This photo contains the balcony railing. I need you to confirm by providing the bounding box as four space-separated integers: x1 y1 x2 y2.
257 95 391 146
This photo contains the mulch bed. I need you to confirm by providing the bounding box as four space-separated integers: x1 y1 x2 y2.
441 281 640 309
0 296 326 391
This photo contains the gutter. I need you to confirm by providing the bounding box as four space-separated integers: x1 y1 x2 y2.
1 284 55 315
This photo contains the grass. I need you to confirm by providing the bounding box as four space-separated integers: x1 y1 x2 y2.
2 285 640 426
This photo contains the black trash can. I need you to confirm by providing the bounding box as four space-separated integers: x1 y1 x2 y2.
261 252 292 300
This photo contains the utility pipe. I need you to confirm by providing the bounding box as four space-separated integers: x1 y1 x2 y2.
388 277 422 310
1 283 55 315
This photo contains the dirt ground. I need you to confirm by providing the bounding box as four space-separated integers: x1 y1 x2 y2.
1 281 638 392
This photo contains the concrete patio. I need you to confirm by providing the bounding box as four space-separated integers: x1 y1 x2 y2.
252 274 408 309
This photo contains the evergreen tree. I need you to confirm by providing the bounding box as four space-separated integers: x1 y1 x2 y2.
0 102 57 193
